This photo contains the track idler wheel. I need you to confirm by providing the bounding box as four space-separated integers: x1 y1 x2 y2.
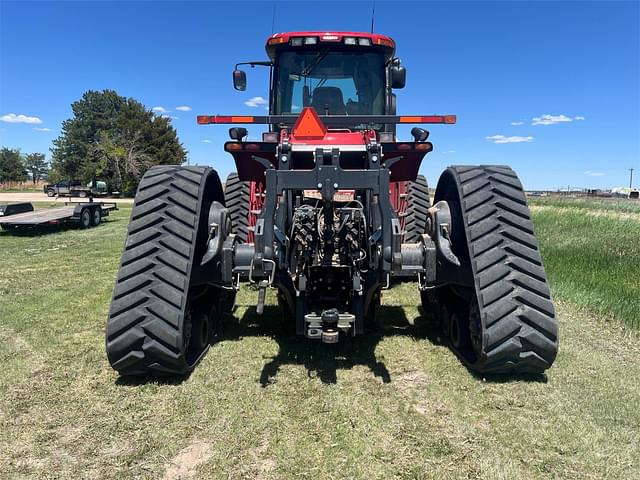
428 165 559 374
105 165 227 376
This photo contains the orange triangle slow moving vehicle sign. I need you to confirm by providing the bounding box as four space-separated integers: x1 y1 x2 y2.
291 107 327 139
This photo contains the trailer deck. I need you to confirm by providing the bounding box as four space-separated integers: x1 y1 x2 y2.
0 202 118 229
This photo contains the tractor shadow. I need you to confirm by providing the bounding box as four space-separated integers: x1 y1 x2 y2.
224 305 423 386
114 302 546 387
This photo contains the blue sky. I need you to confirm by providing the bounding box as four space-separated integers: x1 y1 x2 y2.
1 0 638 190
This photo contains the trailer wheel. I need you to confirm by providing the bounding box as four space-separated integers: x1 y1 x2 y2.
430 166 559 374
80 208 91 228
46 189 56 197
91 207 102 226
79 191 88 198
224 172 250 243
105 165 226 376
404 175 430 243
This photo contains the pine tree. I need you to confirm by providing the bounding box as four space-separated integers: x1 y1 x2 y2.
51 90 187 195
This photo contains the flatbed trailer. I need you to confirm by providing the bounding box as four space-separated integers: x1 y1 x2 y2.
0 202 118 230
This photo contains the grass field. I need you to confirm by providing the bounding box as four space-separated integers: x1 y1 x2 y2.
1 200 639 479
529 197 640 329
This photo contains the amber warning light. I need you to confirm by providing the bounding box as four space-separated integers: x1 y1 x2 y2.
197 113 457 125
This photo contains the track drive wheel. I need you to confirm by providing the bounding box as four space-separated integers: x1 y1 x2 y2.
404 175 431 243
105 165 226 376
224 172 251 243
430 165 558 374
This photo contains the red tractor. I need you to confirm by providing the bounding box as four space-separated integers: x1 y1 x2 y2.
106 32 558 376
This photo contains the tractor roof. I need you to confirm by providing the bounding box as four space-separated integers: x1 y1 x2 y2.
265 31 396 59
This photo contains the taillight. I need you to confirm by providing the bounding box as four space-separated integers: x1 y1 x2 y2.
262 132 278 142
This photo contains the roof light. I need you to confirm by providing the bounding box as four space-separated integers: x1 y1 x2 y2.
358 38 371 46
290 37 303 46
304 37 317 45
344 37 356 45
321 34 339 41
373 37 394 48
267 37 285 46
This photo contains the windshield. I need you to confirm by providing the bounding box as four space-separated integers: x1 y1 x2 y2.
274 50 385 118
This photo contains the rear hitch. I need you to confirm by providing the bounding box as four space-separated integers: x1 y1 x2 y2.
304 309 355 343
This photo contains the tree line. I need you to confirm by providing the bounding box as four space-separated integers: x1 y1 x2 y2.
1 89 187 195
0 149 49 184
50 90 186 195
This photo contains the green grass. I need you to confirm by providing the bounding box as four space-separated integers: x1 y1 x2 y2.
529 195 640 214
1 203 639 479
530 198 640 329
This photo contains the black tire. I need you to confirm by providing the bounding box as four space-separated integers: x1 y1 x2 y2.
46 189 56 197
78 191 88 198
404 175 430 243
79 208 91 228
431 165 558 374
224 172 250 243
91 207 102 226
105 165 225 376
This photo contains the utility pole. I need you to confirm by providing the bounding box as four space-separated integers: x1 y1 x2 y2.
630 168 634 189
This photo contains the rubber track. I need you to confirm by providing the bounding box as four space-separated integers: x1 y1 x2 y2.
440 165 558 374
224 172 250 243
105 165 211 376
404 175 431 243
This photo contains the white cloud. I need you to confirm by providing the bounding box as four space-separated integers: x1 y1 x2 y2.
244 96 268 107
1 113 43 124
443 150 456 154
532 114 573 126
511 121 524 126
584 171 605 177
152 106 168 113
202 139 212 143
160 114 178 120
175 106 192 111
34 127 52 132
574 116 585 121
485 135 534 144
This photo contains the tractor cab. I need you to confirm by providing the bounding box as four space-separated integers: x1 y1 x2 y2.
233 32 405 130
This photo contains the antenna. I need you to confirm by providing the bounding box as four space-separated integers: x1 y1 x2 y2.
271 2 276 34
370 0 376 33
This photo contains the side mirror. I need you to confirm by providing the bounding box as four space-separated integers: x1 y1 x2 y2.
233 70 247 91
391 65 406 89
